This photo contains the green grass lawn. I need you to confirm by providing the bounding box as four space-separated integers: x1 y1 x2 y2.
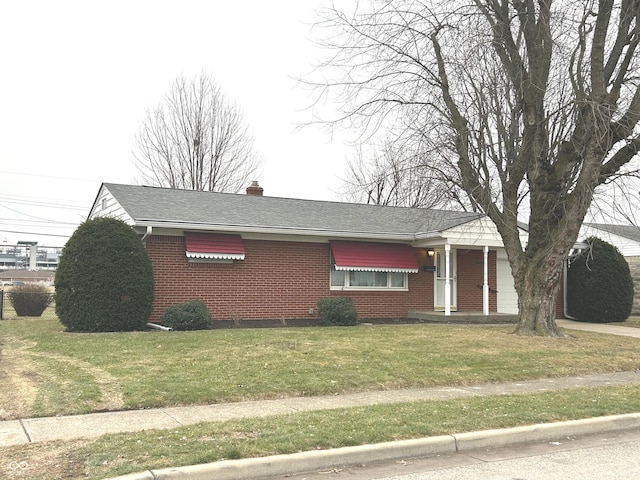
4 308 640 419
3 307 640 479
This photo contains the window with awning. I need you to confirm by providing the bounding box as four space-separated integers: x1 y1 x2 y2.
330 241 419 272
329 241 418 290
184 232 245 261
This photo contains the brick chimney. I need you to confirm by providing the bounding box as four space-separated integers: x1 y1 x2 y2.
245 181 264 196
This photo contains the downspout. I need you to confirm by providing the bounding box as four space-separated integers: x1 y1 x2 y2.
563 260 576 320
141 226 152 243
563 243 587 320
140 226 163 330
147 323 173 332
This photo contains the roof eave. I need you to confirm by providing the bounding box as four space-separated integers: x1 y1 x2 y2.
133 220 416 242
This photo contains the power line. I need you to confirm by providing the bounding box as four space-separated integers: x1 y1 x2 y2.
0 202 70 222
0 170 104 183
0 195 88 211
0 228 71 238
0 221 79 231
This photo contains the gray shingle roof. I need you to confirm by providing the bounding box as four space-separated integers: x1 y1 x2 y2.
584 223 640 243
102 183 483 238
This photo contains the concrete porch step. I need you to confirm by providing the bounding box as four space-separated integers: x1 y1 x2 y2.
407 311 518 324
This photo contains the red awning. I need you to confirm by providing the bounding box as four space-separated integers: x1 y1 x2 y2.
330 241 419 273
184 232 245 260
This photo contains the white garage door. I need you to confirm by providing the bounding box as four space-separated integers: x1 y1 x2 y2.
496 249 518 314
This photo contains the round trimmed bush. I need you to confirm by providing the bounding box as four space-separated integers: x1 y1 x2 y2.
317 296 359 326
54 217 155 332
161 300 213 331
566 236 634 323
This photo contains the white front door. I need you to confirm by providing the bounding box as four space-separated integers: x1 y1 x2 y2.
435 249 457 311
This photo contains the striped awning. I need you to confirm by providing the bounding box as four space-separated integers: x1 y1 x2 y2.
184 232 245 260
330 240 418 273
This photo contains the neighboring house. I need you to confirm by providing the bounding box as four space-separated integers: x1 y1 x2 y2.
0 269 55 286
578 223 640 314
88 182 529 325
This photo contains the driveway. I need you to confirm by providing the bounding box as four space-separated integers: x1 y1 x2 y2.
557 319 640 338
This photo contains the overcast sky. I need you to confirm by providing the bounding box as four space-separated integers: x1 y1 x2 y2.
0 1 355 247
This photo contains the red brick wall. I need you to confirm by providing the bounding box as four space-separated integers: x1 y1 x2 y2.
455 249 498 312
145 236 436 322
145 236 497 323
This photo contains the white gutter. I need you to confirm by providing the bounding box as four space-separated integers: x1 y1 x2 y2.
132 220 415 242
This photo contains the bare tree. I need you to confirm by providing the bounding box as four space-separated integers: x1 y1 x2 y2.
590 169 640 225
311 1 640 336
133 72 262 193
339 138 476 210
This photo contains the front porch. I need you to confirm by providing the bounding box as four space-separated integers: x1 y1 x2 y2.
407 310 518 324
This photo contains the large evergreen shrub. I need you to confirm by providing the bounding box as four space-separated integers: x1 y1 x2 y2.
54 217 155 332
566 236 634 323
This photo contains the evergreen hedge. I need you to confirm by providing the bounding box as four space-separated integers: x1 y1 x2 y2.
566 236 634 323
54 217 155 332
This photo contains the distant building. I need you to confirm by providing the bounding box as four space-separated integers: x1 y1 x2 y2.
0 243 61 271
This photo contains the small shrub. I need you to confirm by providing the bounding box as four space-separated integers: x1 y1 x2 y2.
162 300 213 331
7 284 53 317
317 296 359 326
567 236 634 323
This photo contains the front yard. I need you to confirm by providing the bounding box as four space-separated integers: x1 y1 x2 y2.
3 307 640 479
3 308 640 419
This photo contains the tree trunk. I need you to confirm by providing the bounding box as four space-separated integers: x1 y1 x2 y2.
513 254 566 337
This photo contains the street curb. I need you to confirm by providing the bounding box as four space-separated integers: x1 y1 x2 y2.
108 436 456 480
109 413 640 480
454 412 640 451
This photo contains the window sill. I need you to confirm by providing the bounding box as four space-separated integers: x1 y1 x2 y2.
330 286 408 292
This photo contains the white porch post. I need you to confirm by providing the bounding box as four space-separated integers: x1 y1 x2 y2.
444 244 451 316
483 246 489 316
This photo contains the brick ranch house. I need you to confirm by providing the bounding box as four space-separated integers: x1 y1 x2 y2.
89 182 535 325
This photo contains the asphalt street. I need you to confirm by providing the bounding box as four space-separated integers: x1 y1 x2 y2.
279 427 640 480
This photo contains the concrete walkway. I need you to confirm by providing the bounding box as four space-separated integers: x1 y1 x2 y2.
556 318 640 337
2 319 640 479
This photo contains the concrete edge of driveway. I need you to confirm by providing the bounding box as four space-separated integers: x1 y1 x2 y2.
109 412 640 480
